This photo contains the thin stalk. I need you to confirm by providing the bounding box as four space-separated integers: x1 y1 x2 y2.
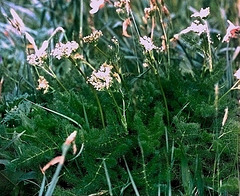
92 89 106 128
138 136 149 196
157 73 170 126
45 160 64 196
218 80 240 102
103 159 113 196
158 184 161 196
45 136 74 196
69 143 84 161
165 127 172 196
53 74 69 92
123 156 140 196
157 7 170 79
237 133 240 196
226 42 233 88
47 27 68 42
205 21 213 72
108 90 127 133
150 14 155 40
70 58 106 128
94 45 110 58
79 0 83 39
129 9 141 38
23 34 35 93
38 175 46 196
149 52 170 126
81 59 96 70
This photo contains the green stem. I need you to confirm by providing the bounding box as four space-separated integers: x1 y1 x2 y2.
129 9 141 38
157 7 170 79
138 136 149 196
79 0 83 39
53 74 69 92
70 58 105 128
149 52 170 126
206 21 213 72
45 141 71 196
218 80 240 102
108 90 127 133
92 89 106 129
94 45 110 58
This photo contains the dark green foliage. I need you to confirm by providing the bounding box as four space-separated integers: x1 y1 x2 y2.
1 61 239 195
0 0 239 195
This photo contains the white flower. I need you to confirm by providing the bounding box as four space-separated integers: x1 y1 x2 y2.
174 20 208 39
51 41 79 59
180 21 208 35
36 76 49 94
191 7 210 19
89 0 104 14
139 36 157 51
87 63 114 91
83 30 103 43
27 53 46 66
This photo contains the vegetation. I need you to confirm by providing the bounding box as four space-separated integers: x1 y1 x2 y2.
0 0 239 195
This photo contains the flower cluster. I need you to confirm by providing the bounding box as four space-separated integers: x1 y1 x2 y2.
83 30 103 43
51 41 79 60
87 63 116 91
191 7 210 18
111 36 119 45
36 76 49 94
27 53 47 66
144 7 156 19
114 0 130 14
139 36 159 52
175 21 208 38
174 7 210 39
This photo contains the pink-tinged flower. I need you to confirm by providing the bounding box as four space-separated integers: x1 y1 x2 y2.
139 36 157 51
26 32 49 66
191 7 210 19
36 76 49 93
234 68 240 79
89 0 104 14
41 156 65 174
64 131 77 145
87 63 114 91
9 8 26 34
51 41 79 59
122 18 131 37
222 20 240 42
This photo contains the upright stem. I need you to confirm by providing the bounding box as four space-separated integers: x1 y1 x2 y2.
206 21 213 72
108 90 127 133
218 80 240 102
92 89 106 129
149 52 170 126
157 7 170 79
70 58 106 128
79 0 83 40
